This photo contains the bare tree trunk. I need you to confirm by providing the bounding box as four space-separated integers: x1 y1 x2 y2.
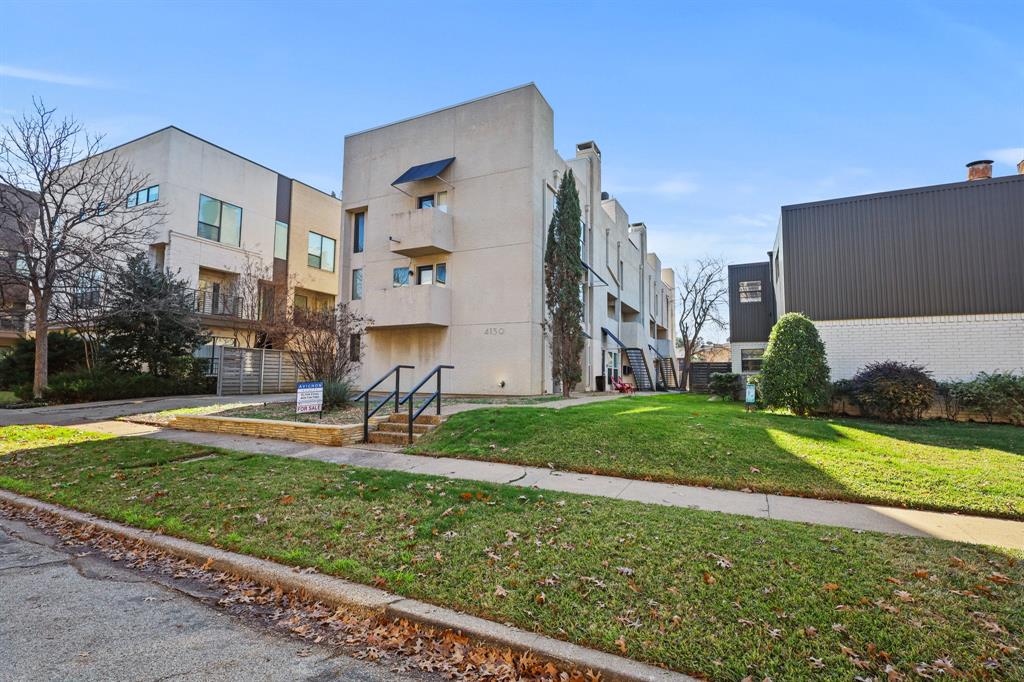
32 299 49 399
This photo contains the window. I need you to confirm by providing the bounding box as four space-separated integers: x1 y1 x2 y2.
294 293 308 309
73 270 102 309
352 211 365 253
197 194 242 247
349 333 361 362
417 265 433 285
436 262 446 285
274 221 289 260
127 185 159 208
351 268 363 300
307 232 336 271
739 280 762 303
393 267 411 287
418 195 434 209
741 348 764 372
436 191 448 213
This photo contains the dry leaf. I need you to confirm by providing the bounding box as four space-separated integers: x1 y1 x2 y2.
702 571 716 585
823 582 840 591
494 585 508 598
279 495 294 505
615 636 627 654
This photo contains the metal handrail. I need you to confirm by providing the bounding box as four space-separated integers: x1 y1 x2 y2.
355 364 414 442
398 364 454 444
647 343 666 360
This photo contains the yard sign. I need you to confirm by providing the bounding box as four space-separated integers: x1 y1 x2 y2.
745 382 757 411
296 381 324 415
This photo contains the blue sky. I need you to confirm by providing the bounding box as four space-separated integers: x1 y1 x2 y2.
2 0 1022 280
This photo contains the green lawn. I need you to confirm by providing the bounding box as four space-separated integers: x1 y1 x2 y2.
410 393 1024 519
1 425 1022 681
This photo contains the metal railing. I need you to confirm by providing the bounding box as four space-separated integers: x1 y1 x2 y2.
398 364 454 444
0 313 27 332
354 365 415 442
189 288 243 317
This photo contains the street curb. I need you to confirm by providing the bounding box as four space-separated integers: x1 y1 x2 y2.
0 489 694 682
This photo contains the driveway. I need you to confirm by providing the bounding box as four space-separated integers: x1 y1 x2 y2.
0 393 292 427
0 514 433 682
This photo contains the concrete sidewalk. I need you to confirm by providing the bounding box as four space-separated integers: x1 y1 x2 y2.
77 420 1024 550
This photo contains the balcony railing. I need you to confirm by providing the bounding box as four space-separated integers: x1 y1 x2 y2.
0 313 27 333
188 288 243 318
367 284 451 328
388 207 454 257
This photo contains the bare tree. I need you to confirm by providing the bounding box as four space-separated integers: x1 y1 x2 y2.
0 100 163 397
226 254 296 349
288 303 368 385
676 256 728 390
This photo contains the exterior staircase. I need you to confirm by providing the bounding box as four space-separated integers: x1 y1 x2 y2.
623 347 655 391
367 412 446 445
658 357 680 389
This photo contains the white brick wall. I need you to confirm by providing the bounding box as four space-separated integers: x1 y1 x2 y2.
815 314 1024 380
731 341 768 375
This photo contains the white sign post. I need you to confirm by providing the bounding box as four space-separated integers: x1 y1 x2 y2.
296 381 324 417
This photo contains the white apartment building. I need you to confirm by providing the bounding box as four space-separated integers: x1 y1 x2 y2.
341 84 676 395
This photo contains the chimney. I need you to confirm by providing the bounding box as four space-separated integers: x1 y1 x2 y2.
1018 159 1024 175
966 159 994 181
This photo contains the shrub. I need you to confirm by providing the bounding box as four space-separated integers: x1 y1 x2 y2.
708 372 740 400
0 332 86 389
957 372 1024 425
323 380 353 411
936 381 964 421
758 313 830 415
850 361 935 422
829 379 856 416
15 368 214 404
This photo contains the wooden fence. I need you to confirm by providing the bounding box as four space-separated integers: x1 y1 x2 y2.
216 347 305 396
686 362 732 392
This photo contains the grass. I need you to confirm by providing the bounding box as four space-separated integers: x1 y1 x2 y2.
410 393 1024 520
1 425 1022 680
0 391 18 406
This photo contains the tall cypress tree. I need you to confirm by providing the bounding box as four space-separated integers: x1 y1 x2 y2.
544 169 585 398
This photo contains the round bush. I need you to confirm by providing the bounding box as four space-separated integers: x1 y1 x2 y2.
758 313 830 415
851 361 935 422
708 372 740 400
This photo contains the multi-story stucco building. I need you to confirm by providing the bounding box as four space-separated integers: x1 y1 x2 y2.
81 127 342 351
341 84 677 395
728 159 1024 380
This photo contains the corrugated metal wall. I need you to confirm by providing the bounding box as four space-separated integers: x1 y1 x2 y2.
728 262 776 342
781 175 1024 320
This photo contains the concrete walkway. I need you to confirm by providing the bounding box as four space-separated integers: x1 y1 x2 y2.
75 420 1024 551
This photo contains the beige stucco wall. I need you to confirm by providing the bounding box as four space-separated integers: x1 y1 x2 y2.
288 180 341 299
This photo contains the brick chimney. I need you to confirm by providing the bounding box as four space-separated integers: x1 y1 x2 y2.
966 159 994 181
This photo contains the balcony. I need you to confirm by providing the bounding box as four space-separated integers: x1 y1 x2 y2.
388 207 454 257
0 312 27 335
188 287 243 318
368 284 451 329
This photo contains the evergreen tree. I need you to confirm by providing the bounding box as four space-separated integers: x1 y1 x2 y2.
758 312 830 414
99 254 210 376
544 170 585 398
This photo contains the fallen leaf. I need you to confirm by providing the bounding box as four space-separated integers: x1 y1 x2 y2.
702 571 717 585
823 582 840 591
494 585 508 598
912 569 930 579
279 495 294 505
615 636 627 654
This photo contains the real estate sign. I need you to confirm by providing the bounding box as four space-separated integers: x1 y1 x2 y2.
296 381 324 414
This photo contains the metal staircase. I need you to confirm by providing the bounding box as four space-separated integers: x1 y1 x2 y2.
648 344 680 390
623 347 655 391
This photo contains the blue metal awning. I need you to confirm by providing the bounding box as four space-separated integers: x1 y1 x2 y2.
392 157 455 186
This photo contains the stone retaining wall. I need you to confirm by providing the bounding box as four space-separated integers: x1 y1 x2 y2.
171 415 376 446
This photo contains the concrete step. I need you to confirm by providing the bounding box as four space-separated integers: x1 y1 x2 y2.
368 430 422 445
387 413 446 426
377 422 433 434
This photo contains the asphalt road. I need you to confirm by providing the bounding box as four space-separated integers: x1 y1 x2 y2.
0 516 430 681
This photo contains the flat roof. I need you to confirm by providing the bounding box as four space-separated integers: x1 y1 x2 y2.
344 83 547 139
89 126 340 201
782 172 1024 212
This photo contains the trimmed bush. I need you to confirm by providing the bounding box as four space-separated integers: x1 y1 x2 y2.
850 361 935 422
957 372 1024 425
758 313 830 415
15 369 214 404
708 372 740 400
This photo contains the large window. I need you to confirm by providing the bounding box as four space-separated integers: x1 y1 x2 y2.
741 348 764 372
417 195 434 209
352 211 365 253
417 265 433 285
739 280 762 303
351 268 363 300
127 185 159 207
197 194 242 246
393 267 411 287
436 262 446 285
274 221 289 259
307 232 336 271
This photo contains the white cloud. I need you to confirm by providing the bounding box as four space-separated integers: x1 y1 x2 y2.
0 64 104 88
986 147 1024 167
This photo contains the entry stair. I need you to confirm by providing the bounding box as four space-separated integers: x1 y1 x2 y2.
355 363 455 446
368 412 446 445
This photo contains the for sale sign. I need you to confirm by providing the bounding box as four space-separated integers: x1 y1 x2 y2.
296 381 324 414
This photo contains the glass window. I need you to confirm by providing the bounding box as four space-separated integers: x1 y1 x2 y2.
220 203 241 247
417 265 433 285
321 235 335 272
741 348 764 372
351 268 363 300
393 267 410 287
436 262 446 285
197 194 242 246
739 281 762 303
349 333 361 362
352 211 365 253
128 185 160 208
418 195 434 209
436 191 448 213
294 293 308 309
148 185 159 202
274 221 289 260
308 233 322 269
